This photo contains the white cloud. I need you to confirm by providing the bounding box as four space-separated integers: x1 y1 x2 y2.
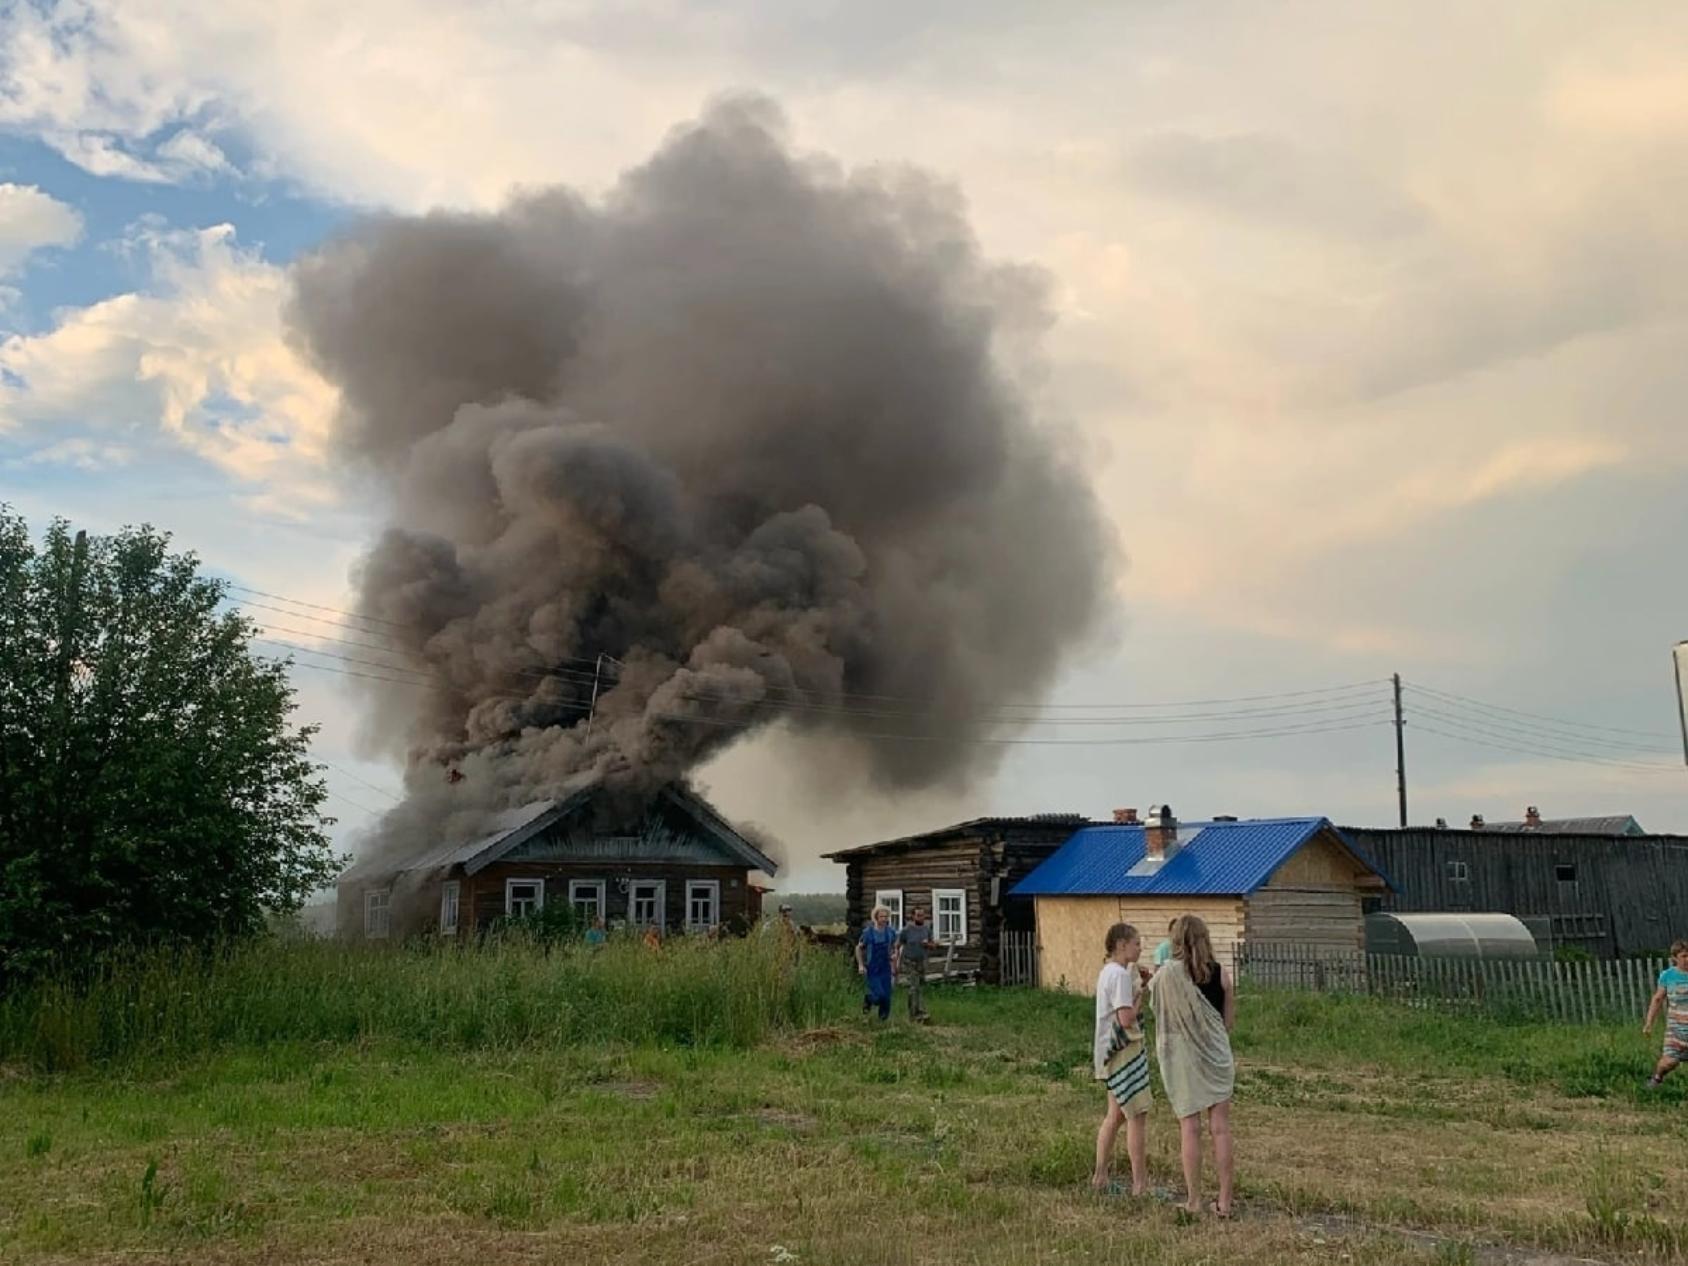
0 182 81 275
39 127 229 183
154 128 229 175
0 223 338 506
6 436 133 470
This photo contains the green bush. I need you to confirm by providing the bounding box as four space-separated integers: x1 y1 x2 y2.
494 901 585 945
0 931 856 1072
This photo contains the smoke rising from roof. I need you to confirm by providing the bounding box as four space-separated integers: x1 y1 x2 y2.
289 96 1114 846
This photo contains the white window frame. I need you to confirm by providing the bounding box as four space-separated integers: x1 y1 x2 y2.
1445 861 1470 883
630 879 667 929
365 889 391 940
874 890 903 929
439 881 460 935
569 879 606 924
933 889 968 945
686 880 721 933
504 877 545 918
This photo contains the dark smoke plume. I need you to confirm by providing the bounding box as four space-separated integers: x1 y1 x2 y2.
290 97 1113 850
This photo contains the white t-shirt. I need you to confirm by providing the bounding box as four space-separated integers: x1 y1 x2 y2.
1093 960 1141 1078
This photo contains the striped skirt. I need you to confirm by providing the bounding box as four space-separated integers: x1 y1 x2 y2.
1102 1032 1152 1117
1665 1017 1688 1062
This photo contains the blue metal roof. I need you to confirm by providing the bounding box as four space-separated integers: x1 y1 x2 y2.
1010 817 1374 897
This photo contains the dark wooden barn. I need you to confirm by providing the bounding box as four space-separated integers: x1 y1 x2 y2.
823 814 1094 983
1341 824 1688 957
336 783 776 940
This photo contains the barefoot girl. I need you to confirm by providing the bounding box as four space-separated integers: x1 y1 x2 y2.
1092 922 1152 1195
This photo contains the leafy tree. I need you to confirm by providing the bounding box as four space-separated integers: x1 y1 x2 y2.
0 507 340 981
776 893 847 927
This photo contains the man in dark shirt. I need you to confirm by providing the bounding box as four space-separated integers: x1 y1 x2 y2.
897 907 938 1022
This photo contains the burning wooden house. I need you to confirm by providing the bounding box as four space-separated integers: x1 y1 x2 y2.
335 783 777 940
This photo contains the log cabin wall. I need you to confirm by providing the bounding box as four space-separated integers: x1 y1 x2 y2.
1243 832 1373 953
343 863 754 939
468 861 752 933
852 840 986 974
835 821 1085 983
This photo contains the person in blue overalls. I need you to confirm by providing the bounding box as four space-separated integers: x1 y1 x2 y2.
855 905 898 1021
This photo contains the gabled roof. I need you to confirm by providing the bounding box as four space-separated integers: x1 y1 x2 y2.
1482 815 1644 836
346 783 777 883
822 814 1093 861
657 784 780 875
1010 818 1390 898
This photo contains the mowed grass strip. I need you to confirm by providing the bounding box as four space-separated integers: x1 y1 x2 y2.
3 953 1688 1263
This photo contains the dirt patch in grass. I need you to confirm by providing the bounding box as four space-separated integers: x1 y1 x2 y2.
590 1080 662 1101
1294 1214 1612 1266
748 1108 817 1133
781 1025 865 1054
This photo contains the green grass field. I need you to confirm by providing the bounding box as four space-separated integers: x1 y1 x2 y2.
2 939 1686 1264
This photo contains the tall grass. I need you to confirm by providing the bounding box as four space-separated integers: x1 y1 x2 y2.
0 932 857 1071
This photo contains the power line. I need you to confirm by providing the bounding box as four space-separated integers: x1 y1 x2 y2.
225 584 408 634
1404 680 1676 742
232 602 404 651
249 602 1386 717
225 577 1393 714
315 755 402 804
255 638 439 683
221 576 1685 794
1402 690 1678 757
245 609 1391 724
1414 722 1681 776
1410 719 1686 777
261 635 1392 729
1409 704 1676 767
276 655 442 689
322 786 385 816
639 713 1393 748
268 650 1389 748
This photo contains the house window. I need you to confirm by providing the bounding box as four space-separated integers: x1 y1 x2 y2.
687 880 720 932
505 878 544 918
874 890 903 929
439 881 460 935
569 879 606 924
1555 863 1578 884
630 880 666 929
1445 861 1470 883
934 889 968 944
365 889 391 940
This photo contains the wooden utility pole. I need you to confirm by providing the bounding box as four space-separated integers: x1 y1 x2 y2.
1393 672 1407 827
1673 642 1688 767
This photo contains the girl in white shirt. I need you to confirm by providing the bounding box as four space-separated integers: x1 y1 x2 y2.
1092 922 1152 1195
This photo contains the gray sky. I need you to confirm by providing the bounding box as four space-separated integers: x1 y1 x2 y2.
2 1 1685 889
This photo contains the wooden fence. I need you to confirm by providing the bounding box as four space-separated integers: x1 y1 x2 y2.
1000 930 1038 986
1238 941 1668 1024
